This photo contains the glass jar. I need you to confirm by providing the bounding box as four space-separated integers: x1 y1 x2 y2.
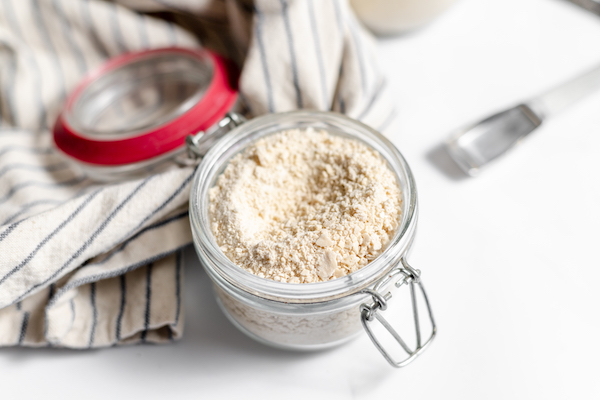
51 47 435 367
189 110 436 367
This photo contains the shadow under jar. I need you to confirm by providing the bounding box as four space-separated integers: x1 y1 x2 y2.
189 110 436 368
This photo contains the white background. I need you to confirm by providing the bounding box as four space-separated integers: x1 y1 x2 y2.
2 0 600 398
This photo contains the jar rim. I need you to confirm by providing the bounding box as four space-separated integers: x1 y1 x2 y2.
189 110 418 303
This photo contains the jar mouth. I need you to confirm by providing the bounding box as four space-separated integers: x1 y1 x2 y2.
189 110 418 303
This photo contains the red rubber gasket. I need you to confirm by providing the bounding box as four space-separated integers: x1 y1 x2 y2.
53 47 238 166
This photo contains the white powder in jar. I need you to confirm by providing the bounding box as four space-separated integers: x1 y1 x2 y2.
209 128 402 283
214 286 364 347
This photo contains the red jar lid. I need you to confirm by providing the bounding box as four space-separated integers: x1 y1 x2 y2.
53 47 238 166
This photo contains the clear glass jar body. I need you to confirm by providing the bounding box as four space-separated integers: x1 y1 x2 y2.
189 111 418 350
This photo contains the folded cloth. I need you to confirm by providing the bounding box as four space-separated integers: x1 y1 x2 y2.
0 0 395 348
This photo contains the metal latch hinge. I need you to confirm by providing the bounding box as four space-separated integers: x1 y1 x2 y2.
360 258 436 368
178 112 247 165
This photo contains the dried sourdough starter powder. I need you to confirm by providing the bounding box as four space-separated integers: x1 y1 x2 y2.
214 286 363 346
209 128 402 283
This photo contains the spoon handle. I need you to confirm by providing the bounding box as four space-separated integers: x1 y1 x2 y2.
528 63 600 119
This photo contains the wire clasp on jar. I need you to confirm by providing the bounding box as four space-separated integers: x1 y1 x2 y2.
178 112 247 165
360 258 436 368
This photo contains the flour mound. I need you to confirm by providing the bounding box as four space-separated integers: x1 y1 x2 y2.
208 128 402 283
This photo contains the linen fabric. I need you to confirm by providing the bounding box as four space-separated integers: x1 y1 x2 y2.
0 0 395 348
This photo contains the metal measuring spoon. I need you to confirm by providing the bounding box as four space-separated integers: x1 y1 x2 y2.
445 63 600 176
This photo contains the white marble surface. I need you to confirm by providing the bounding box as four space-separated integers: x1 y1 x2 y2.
3 0 600 398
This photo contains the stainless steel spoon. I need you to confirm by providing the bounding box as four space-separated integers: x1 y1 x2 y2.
445 63 600 176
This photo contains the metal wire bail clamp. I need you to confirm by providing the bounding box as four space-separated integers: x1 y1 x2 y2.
182 112 247 164
360 258 436 368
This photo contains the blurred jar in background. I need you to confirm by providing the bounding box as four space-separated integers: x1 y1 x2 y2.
350 0 458 35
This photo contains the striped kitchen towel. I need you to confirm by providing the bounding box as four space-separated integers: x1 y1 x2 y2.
0 0 395 348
